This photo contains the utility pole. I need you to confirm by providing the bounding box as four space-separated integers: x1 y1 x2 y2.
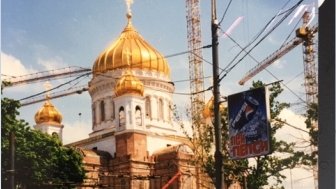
9 131 15 189
211 0 223 188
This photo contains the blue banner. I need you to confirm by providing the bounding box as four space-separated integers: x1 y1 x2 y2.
228 87 271 159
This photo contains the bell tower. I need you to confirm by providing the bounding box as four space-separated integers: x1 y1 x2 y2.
34 82 64 141
113 69 147 160
34 98 64 141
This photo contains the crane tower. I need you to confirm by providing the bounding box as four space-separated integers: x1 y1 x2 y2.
296 11 318 189
186 0 205 121
296 12 318 105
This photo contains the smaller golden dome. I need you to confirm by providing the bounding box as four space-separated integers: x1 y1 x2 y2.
114 70 144 97
35 100 63 125
202 97 226 119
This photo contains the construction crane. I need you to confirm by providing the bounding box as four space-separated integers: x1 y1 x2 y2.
2 66 91 88
238 23 318 88
297 12 318 105
20 85 88 106
1 66 91 106
297 11 318 189
238 36 304 85
239 12 318 107
239 11 318 189
9 1 207 112
186 0 205 121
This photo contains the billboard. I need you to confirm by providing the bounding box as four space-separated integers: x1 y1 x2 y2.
228 87 271 159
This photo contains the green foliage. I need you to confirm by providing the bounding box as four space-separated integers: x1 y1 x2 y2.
175 81 311 188
1 97 85 188
244 81 301 189
174 98 249 186
220 106 249 186
300 101 318 172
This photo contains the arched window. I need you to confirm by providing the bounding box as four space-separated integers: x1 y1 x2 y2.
100 100 105 122
158 98 164 120
168 102 172 122
145 96 151 118
92 104 96 127
51 132 59 138
119 107 125 127
111 101 115 119
135 106 142 126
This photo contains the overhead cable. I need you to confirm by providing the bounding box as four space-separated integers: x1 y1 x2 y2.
219 0 303 78
218 0 304 82
218 0 233 25
19 72 91 101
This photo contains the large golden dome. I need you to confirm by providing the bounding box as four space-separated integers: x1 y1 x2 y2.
93 13 170 77
35 100 63 125
115 70 144 97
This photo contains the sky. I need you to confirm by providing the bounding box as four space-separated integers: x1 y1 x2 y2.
1 0 321 188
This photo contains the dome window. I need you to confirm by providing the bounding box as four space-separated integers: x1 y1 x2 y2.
119 107 125 127
135 106 142 126
158 98 164 120
111 101 115 120
100 100 105 122
92 103 96 128
145 96 151 118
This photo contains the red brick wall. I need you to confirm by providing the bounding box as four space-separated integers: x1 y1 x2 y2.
116 132 147 161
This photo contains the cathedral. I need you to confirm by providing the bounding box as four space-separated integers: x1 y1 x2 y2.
34 12 213 189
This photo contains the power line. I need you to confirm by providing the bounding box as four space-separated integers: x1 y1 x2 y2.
286 71 304 85
218 0 303 77
19 72 91 101
218 0 233 25
94 71 212 85
219 29 307 105
165 44 212 59
66 74 90 91
11 3 304 102
190 51 226 72
280 18 302 48
6 45 212 89
275 118 309 133
215 1 307 104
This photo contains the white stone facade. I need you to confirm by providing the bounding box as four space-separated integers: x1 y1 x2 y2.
34 123 64 141
84 68 186 156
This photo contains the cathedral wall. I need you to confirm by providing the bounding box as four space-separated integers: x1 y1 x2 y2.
143 87 173 122
79 136 116 156
115 132 147 161
146 135 182 155
34 124 63 140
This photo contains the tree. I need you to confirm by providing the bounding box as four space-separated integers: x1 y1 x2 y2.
175 97 249 187
296 101 318 185
1 97 86 188
176 81 306 188
244 81 304 188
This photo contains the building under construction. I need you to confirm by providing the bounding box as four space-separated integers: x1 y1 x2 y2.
31 11 213 189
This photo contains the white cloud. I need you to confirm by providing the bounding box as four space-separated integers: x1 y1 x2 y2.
62 121 91 145
272 108 315 188
37 56 68 71
1 52 37 77
273 59 285 69
267 35 279 45
281 168 315 189
276 108 309 144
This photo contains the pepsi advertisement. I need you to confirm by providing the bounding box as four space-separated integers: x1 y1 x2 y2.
228 87 271 159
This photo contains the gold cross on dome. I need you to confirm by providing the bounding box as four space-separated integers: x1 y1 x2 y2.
125 48 132 68
43 81 52 99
